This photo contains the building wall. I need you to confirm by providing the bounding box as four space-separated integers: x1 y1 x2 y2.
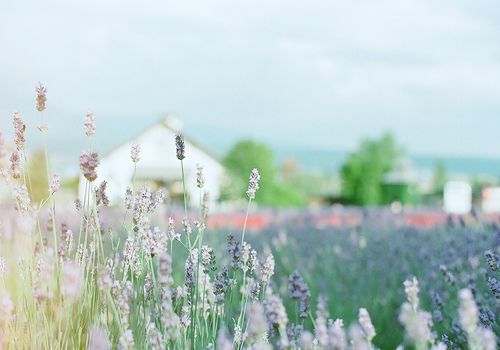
78 124 224 207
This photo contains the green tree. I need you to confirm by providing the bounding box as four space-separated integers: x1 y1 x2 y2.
340 133 400 205
221 140 304 206
432 160 447 195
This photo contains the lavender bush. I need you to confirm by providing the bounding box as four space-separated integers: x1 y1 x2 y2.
0 85 497 349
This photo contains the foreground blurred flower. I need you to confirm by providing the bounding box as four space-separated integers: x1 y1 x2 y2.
0 132 6 159
328 319 347 350
175 133 185 160
216 327 233 350
61 262 84 300
399 278 434 349
246 168 260 200
246 302 268 346
158 253 180 341
146 322 163 349
358 308 376 343
458 289 496 350
404 277 419 311
13 183 30 214
0 292 14 327
49 174 61 195
348 324 370 350
88 325 110 350
264 287 288 346
0 257 5 276
9 152 21 179
95 181 110 206
35 82 47 112
13 112 26 152
80 150 99 182
315 296 329 347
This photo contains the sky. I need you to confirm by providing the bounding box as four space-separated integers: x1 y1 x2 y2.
1 0 500 167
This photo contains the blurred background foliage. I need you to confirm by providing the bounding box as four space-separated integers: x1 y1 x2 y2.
340 133 401 205
218 132 499 208
220 133 429 207
27 150 48 203
220 140 306 206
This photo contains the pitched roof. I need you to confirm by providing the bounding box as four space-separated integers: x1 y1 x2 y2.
100 114 222 165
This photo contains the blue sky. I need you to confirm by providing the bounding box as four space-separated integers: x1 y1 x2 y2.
1 0 500 164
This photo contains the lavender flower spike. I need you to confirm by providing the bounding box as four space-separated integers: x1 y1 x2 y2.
13 112 26 152
80 150 99 182
246 168 260 200
358 308 376 342
49 174 61 194
175 133 185 160
130 142 140 163
196 164 204 188
36 82 47 112
84 112 95 137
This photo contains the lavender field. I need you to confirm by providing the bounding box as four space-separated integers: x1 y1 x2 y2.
0 86 498 350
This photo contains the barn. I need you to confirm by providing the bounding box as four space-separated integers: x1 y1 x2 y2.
78 116 225 207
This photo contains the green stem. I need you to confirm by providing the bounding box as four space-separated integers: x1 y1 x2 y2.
241 199 252 244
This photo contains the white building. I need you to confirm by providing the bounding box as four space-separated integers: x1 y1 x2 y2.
443 181 472 214
78 116 225 207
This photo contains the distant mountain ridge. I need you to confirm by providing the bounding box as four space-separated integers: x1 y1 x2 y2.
273 146 500 177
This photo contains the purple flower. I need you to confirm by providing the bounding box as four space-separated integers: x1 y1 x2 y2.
36 82 47 112
95 181 110 206
246 168 260 200
13 112 26 152
130 143 140 163
49 174 61 194
84 112 95 137
175 133 185 160
9 152 21 179
79 150 99 182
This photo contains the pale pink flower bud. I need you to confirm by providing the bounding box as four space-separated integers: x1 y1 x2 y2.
80 150 99 182
35 82 47 112
84 112 95 137
49 174 61 194
130 143 140 163
13 112 26 152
